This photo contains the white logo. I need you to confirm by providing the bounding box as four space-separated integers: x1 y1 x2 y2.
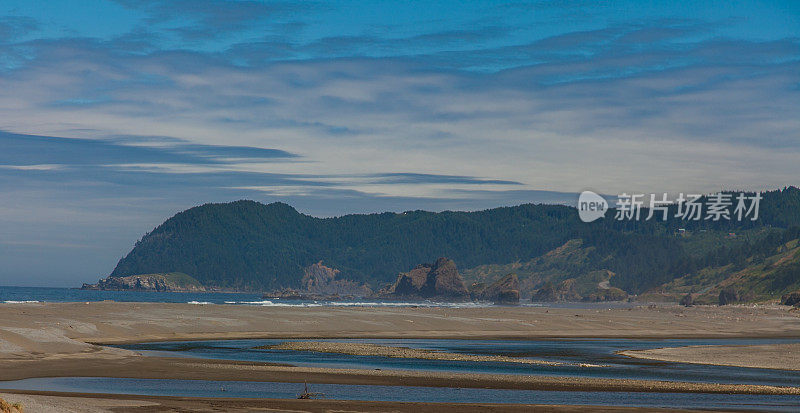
578 190 608 223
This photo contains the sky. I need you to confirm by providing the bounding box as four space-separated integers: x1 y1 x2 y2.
0 1 798 286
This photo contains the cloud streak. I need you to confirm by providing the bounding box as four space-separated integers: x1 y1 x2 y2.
1 23 798 204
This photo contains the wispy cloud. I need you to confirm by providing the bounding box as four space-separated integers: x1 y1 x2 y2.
1 27 798 197
0 131 298 166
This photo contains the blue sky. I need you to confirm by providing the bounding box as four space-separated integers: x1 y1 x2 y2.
0 1 798 286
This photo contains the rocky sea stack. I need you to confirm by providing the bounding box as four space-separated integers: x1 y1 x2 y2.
264 261 372 300
470 273 520 304
382 257 469 300
781 291 800 307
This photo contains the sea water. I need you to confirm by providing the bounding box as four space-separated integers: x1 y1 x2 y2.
0 285 639 308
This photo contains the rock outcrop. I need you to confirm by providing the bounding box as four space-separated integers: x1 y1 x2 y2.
531 281 557 302
301 261 372 297
471 273 520 304
496 289 520 304
781 291 800 307
383 258 469 299
531 279 582 302
264 261 372 300
582 286 628 302
81 272 205 292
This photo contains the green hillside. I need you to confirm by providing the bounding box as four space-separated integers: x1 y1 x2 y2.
109 187 800 297
111 201 581 290
642 238 800 304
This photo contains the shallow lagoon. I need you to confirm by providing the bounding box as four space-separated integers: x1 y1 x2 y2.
119 338 800 387
3 338 800 410
3 376 800 411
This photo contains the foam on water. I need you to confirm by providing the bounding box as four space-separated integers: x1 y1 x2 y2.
0 286 638 309
221 299 491 308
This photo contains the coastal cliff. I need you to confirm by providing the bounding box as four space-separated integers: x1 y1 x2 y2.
81 272 206 292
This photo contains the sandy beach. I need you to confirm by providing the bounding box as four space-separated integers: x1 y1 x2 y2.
1 302 799 411
621 342 800 370
3 302 800 348
0 390 715 413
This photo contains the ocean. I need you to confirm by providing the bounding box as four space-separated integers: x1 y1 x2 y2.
0 285 503 307
0 285 641 308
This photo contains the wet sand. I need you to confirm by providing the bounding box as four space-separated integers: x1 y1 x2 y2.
0 391 709 413
2 302 800 351
1 302 799 411
621 342 800 371
3 355 799 395
263 340 596 366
